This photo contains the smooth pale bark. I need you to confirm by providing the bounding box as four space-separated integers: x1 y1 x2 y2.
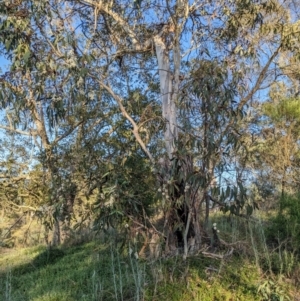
183 210 192 259
154 35 178 158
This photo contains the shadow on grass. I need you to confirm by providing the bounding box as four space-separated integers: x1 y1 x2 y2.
0 241 150 301
31 247 66 269
0 243 107 301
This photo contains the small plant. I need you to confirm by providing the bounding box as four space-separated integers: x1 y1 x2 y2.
266 193 300 252
5 269 12 301
128 244 145 301
257 280 290 301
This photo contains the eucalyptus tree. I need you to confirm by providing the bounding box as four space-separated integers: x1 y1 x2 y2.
68 0 300 254
252 92 300 197
0 0 111 244
1 0 300 254
236 47 300 204
0 0 161 245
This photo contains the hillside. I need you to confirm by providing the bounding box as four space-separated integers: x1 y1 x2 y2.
1 215 299 301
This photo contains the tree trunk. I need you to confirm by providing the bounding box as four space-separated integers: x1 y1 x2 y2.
193 200 202 250
154 35 178 253
154 36 177 158
52 182 77 246
52 219 61 246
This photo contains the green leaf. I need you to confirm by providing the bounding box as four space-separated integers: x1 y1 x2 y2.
23 49 31 63
80 68 89 76
5 39 12 51
246 204 253 216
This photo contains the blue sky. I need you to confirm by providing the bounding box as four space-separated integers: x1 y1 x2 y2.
0 56 9 73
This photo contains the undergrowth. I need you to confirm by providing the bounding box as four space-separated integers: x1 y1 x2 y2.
1 204 300 301
0 239 296 301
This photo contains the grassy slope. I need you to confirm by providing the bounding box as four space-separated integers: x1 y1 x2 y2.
1 211 300 301
0 238 297 301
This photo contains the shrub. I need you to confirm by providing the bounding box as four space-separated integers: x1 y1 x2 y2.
266 193 300 253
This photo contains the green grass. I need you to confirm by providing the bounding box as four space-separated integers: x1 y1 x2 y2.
1 210 300 301
0 241 148 301
0 238 296 301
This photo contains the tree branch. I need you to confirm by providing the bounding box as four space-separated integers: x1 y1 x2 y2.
0 125 36 136
79 0 175 53
95 79 155 164
53 120 84 145
238 46 280 110
80 0 143 49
